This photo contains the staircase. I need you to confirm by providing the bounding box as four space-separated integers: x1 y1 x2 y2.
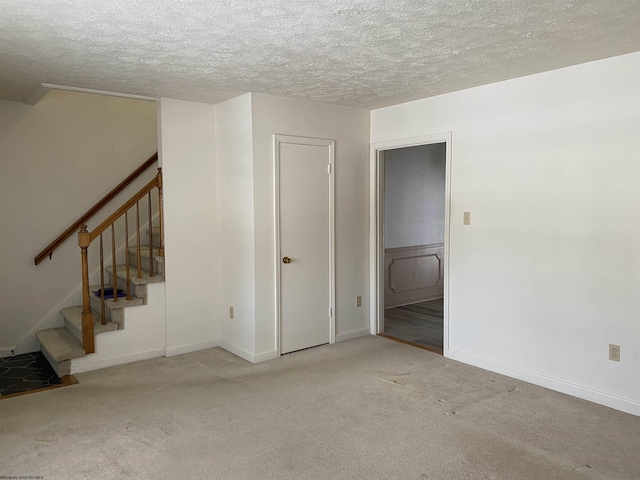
33 153 164 377
36 229 164 376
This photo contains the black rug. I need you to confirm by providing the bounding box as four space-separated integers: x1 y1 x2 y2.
0 352 64 397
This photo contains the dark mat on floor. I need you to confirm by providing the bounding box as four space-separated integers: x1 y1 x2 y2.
0 352 66 397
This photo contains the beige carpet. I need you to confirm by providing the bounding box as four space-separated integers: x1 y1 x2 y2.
1 336 639 480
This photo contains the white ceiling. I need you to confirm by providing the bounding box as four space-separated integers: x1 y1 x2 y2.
1 0 639 109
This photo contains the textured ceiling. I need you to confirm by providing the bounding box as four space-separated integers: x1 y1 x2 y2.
1 0 640 109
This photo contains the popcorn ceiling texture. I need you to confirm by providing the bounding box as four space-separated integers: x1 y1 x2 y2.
1 0 639 108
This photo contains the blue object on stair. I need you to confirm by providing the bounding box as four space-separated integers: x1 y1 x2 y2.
92 287 127 299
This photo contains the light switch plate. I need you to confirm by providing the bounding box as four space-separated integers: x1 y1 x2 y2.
464 212 471 225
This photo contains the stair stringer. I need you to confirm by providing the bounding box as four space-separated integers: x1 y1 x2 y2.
70 282 166 374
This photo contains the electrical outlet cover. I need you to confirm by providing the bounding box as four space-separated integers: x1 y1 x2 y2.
609 344 620 362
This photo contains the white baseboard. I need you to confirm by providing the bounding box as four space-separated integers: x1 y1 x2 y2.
219 341 258 364
447 349 640 417
0 346 16 358
254 350 278 363
336 328 371 343
165 339 219 357
70 348 166 374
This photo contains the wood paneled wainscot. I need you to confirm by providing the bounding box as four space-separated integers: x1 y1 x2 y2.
384 243 444 308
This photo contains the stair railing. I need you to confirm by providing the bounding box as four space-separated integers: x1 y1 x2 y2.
78 168 164 354
34 152 158 265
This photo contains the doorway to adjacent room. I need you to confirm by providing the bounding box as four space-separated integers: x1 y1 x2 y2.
370 134 451 355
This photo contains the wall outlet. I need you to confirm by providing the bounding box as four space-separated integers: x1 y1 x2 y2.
229 306 234 319
609 344 620 362
463 212 471 225
356 296 362 307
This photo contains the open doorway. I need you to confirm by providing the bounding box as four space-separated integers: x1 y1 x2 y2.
370 134 451 356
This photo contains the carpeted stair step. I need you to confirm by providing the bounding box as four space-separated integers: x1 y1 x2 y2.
105 264 165 287
36 328 85 377
61 306 119 344
89 284 144 327
128 246 164 276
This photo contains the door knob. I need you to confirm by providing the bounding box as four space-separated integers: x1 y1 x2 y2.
282 256 292 264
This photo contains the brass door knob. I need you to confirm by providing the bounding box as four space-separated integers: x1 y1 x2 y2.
282 256 292 264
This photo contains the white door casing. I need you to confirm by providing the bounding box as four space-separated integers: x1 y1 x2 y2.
275 135 335 355
369 132 452 356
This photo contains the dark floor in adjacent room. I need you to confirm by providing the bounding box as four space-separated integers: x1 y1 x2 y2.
0 352 76 398
384 298 443 353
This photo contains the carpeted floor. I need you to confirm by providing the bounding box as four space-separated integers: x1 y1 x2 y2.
1 336 639 479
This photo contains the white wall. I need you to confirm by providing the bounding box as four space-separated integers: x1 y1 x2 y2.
251 93 371 358
158 98 219 356
0 90 157 355
384 143 446 248
371 51 640 415
214 94 257 360
71 283 166 373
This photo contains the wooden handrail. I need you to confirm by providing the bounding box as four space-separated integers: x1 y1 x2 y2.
79 168 164 354
89 172 160 242
34 152 158 265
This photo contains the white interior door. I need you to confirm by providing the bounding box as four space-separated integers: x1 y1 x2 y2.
276 135 334 354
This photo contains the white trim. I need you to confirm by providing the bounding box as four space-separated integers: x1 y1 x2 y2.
369 132 452 356
219 341 256 364
254 350 279 363
273 135 336 357
164 339 220 357
448 349 640 417
70 348 165 374
0 346 16 358
335 329 371 343
42 83 158 102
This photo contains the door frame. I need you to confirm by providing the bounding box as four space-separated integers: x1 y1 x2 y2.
369 132 452 356
274 134 336 357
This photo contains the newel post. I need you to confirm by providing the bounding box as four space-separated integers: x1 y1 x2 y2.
156 167 165 257
79 225 95 354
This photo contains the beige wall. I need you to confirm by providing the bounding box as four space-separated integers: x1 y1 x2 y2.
0 90 157 355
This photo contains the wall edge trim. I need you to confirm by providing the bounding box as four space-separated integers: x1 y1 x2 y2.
219 340 257 364
70 348 165 374
447 349 640 417
165 340 220 358
0 346 16 359
336 329 371 343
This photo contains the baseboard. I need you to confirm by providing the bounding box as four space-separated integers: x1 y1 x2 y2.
336 328 371 343
219 341 258 364
447 349 640 417
165 339 220 357
254 350 278 363
70 348 166 374
0 346 16 358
